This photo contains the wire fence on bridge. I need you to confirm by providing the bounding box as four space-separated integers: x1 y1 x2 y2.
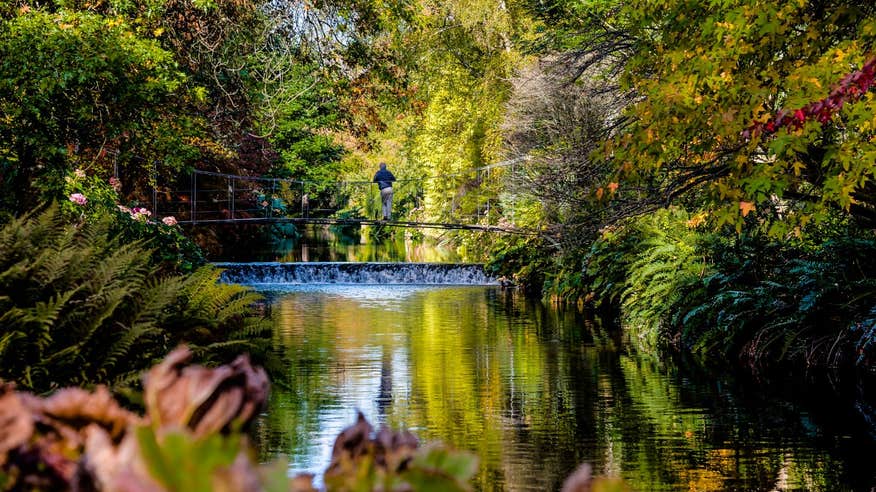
152 158 527 229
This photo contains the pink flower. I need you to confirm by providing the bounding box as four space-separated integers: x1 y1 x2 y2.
162 216 178 226
109 176 121 192
68 193 87 206
130 207 152 221
73 168 86 179
117 205 131 213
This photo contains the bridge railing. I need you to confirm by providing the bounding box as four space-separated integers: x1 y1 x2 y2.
154 158 526 226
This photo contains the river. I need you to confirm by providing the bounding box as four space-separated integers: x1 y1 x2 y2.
223 226 876 491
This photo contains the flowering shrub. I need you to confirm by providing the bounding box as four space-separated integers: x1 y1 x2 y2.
62 169 204 273
131 207 152 220
68 192 87 205
61 168 120 220
111 203 204 273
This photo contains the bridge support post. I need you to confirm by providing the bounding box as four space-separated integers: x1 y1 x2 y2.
510 161 516 223
230 177 235 220
302 181 307 218
191 171 197 225
268 179 275 219
151 164 157 218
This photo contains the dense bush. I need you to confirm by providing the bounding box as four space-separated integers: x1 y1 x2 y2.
0 8 197 212
584 209 711 349
485 234 553 296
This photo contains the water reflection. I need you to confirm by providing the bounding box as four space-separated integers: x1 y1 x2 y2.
218 224 461 263
254 286 876 491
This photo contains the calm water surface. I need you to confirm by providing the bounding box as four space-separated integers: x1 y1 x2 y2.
253 284 876 491
215 224 461 263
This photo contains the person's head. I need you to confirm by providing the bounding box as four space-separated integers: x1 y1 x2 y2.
379 162 387 170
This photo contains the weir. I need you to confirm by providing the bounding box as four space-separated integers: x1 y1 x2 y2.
215 262 496 285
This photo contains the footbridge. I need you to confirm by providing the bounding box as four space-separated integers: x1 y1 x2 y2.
151 158 534 234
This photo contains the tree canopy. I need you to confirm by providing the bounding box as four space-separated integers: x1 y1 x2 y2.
0 8 194 210
601 0 876 233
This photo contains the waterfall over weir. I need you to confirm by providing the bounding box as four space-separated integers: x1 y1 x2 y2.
215 262 496 285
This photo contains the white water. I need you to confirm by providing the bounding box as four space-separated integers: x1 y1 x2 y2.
215 262 496 285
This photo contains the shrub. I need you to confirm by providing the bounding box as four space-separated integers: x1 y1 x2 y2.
62 167 205 273
584 208 711 350
485 234 553 296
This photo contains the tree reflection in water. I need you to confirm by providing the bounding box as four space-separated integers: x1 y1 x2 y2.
254 286 876 491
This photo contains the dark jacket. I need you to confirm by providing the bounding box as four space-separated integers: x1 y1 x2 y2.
373 169 396 190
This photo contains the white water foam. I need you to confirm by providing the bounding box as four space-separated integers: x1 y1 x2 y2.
215 262 496 285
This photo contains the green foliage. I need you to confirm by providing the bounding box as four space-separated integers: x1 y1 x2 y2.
111 208 206 274
62 167 205 273
680 232 876 367
582 207 876 367
0 0 308 221
165 266 273 366
542 267 587 303
485 234 552 295
409 63 508 223
0 205 268 392
583 209 711 350
113 208 204 275
0 205 163 390
136 426 244 492
600 0 876 231
470 0 876 372
319 0 535 225
401 445 480 492
61 170 120 222
0 8 196 210
266 63 346 188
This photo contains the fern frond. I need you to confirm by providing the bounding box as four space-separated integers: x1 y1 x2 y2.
99 325 164 376
0 330 27 362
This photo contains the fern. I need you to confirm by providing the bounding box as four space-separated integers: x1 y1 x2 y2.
583 207 876 368
100 325 164 377
0 205 271 392
677 229 876 367
162 265 273 368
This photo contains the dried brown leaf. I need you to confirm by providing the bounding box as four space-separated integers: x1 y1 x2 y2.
144 347 268 436
291 473 317 492
41 386 139 440
326 412 374 479
0 383 33 457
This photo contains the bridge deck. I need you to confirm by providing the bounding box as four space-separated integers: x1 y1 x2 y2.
177 217 534 234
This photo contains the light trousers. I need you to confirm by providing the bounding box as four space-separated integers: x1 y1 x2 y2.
380 187 393 219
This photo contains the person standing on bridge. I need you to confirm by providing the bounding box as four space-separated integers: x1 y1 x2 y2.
373 162 396 221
